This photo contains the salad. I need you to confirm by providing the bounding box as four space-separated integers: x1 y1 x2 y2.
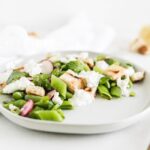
0 52 145 122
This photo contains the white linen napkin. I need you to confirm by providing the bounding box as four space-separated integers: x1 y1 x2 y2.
0 14 115 57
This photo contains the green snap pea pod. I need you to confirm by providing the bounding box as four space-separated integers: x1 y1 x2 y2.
96 54 107 61
25 95 42 102
98 85 112 100
100 77 111 89
51 75 67 98
52 104 60 110
110 86 122 98
3 101 14 109
93 66 104 74
56 109 65 119
35 96 53 109
28 106 44 118
12 91 25 100
129 91 136 97
13 100 26 108
3 102 20 114
111 82 116 87
3 99 26 109
128 79 133 88
66 91 73 99
33 110 64 122
59 101 74 110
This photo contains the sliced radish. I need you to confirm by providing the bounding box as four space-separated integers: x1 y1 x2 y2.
40 60 53 74
47 90 56 99
21 100 34 117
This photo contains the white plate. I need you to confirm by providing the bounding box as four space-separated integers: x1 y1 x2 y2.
0 51 150 134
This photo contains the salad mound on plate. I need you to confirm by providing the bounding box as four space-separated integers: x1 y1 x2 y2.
0 52 145 122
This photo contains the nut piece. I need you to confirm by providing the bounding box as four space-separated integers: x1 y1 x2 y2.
83 58 94 68
60 70 86 93
47 90 56 99
131 38 150 55
131 26 150 55
131 72 145 82
26 85 45 96
104 64 125 80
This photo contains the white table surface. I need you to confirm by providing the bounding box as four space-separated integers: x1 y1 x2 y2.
0 0 150 149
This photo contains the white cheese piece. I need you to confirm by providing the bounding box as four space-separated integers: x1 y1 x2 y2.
3 77 34 94
60 54 77 63
79 71 103 88
24 60 41 76
0 70 12 84
69 89 94 107
117 77 130 97
52 92 63 105
96 60 109 70
9 104 18 111
124 67 135 76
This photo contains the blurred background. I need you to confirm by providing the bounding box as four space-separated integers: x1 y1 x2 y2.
0 0 150 35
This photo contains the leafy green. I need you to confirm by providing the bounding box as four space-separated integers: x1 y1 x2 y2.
98 85 112 100
62 60 87 73
32 74 51 90
105 58 120 65
7 71 29 84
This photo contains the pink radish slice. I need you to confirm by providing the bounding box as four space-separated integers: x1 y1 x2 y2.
47 90 56 99
40 60 53 74
21 100 34 116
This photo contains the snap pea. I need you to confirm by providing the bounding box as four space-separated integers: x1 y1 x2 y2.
3 103 20 114
52 104 60 110
59 101 74 110
66 91 73 99
7 71 29 84
28 106 44 118
96 54 107 61
110 86 122 98
51 75 67 98
100 77 111 89
129 91 136 97
93 66 104 74
12 91 24 100
3 99 26 108
10 106 21 115
111 82 116 87
33 110 64 122
35 96 53 109
25 95 42 102
128 79 133 88
98 85 112 100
